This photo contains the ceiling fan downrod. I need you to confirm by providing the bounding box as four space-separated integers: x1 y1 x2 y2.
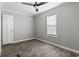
34 2 38 12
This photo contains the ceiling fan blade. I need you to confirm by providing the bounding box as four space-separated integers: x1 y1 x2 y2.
37 2 48 6
22 2 33 6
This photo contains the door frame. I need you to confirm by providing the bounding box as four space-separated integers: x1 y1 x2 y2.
2 14 13 45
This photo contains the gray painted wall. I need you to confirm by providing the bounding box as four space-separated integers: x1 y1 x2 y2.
0 10 1 56
2 10 34 41
34 2 79 51
0 2 2 55
0 2 3 56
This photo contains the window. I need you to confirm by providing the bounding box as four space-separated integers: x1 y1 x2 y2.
47 15 56 36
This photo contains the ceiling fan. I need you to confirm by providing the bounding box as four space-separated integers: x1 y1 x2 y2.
22 2 48 12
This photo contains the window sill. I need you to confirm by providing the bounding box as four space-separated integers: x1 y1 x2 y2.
47 34 57 38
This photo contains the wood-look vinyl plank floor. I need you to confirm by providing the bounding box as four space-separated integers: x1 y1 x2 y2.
1 39 79 57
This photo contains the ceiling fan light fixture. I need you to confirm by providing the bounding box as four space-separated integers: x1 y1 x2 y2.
34 6 38 12
36 8 38 12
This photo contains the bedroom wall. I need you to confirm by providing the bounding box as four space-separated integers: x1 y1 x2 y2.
0 10 1 56
0 2 3 56
34 2 79 51
2 10 34 41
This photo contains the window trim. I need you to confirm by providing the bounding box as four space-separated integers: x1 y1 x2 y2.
47 14 57 38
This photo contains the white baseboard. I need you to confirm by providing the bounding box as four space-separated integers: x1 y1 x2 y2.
12 37 35 44
36 38 79 54
2 37 35 45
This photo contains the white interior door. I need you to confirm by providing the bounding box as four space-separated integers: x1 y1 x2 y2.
3 14 13 44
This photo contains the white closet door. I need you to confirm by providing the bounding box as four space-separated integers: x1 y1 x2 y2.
3 14 13 44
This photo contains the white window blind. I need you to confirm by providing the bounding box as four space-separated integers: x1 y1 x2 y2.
47 15 56 36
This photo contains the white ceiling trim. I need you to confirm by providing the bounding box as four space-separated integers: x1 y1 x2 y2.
1 8 33 16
